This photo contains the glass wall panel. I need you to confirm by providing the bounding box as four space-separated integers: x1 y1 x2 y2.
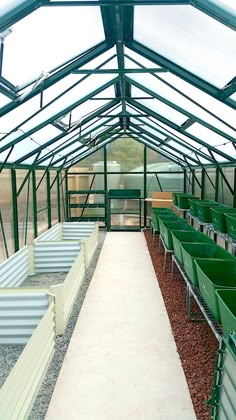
193 169 202 197
204 168 216 201
16 170 34 248
107 138 144 172
50 172 59 226
36 170 48 234
218 167 234 206
0 170 14 262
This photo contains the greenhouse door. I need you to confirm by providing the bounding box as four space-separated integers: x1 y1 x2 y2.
108 189 141 231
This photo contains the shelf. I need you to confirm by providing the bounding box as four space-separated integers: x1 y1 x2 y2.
68 204 106 209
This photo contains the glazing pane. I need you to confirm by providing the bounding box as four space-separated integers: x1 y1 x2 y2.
3 6 105 84
134 5 236 87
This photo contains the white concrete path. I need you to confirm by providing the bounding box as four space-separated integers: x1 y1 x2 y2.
46 232 196 420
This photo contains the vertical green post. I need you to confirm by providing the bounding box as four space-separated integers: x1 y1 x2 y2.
32 170 38 238
215 167 219 202
191 169 195 195
201 169 205 199
46 170 51 229
104 146 109 230
57 171 61 222
183 169 187 193
144 145 147 227
65 170 69 221
11 169 19 252
233 168 236 208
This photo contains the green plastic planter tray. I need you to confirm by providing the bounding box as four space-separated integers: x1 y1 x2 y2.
195 259 236 322
159 215 185 240
151 208 173 230
211 207 236 233
225 214 236 241
152 208 172 214
181 243 235 287
189 200 215 217
177 194 199 210
173 193 184 206
171 231 214 265
216 289 236 334
196 201 223 223
161 221 194 250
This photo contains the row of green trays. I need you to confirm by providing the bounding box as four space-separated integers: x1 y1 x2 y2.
173 193 199 209
158 216 195 250
161 216 236 334
196 259 236 334
151 208 173 231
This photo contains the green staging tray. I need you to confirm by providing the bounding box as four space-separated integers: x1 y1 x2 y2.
161 221 194 250
189 199 215 217
177 194 199 210
171 230 214 265
181 243 235 287
210 335 236 420
152 208 172 214
195 259 236 322
216 289 236 334
196 201 223 223
225 214 236 241
211 207 236 233
173 192 184 206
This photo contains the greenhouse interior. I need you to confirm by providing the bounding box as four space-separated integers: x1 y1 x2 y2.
0 0 236 419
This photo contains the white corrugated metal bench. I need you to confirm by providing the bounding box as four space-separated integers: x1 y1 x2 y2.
0 222 99 420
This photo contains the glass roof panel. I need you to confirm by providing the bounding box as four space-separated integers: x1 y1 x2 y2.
186 123 234 148
158 72 236 130
129 73 236 136
0 0 24 15
0 93 10 107
92 86 115 99
0 95 40 133
124 47 162 70
1 74 115 141
135 98 188 126
2 6 105 85
134 5 236 87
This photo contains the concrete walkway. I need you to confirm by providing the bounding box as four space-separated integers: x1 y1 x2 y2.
46 232 196 420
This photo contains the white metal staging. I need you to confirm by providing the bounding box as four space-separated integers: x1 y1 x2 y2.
46 232 196 420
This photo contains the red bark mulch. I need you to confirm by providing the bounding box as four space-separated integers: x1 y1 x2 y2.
144 229 218 420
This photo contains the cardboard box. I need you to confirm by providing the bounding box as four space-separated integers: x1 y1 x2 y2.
152 192 173 208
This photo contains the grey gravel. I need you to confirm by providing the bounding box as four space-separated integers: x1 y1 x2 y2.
28 230 106 420
21 272 67 288
0 345 25 388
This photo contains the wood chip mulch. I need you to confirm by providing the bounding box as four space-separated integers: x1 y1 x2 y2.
144 229 218 420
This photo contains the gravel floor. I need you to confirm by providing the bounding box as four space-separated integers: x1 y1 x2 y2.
28 231 106 420
144 229 218 420
21 272 66 288
0 345 25 388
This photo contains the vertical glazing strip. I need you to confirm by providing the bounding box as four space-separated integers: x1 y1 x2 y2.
201 169 205 199
32 170 38 238
11 169 19 252
57 171 61 222
65 169 69 221
47 170 51 229
215 167 219 202
183 169 187 193
233 168 236 208
191 169 195 195
104 146 108 229
24 174 31 245
144 145 147 227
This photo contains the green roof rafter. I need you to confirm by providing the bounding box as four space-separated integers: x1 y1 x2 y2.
126 98 235 162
